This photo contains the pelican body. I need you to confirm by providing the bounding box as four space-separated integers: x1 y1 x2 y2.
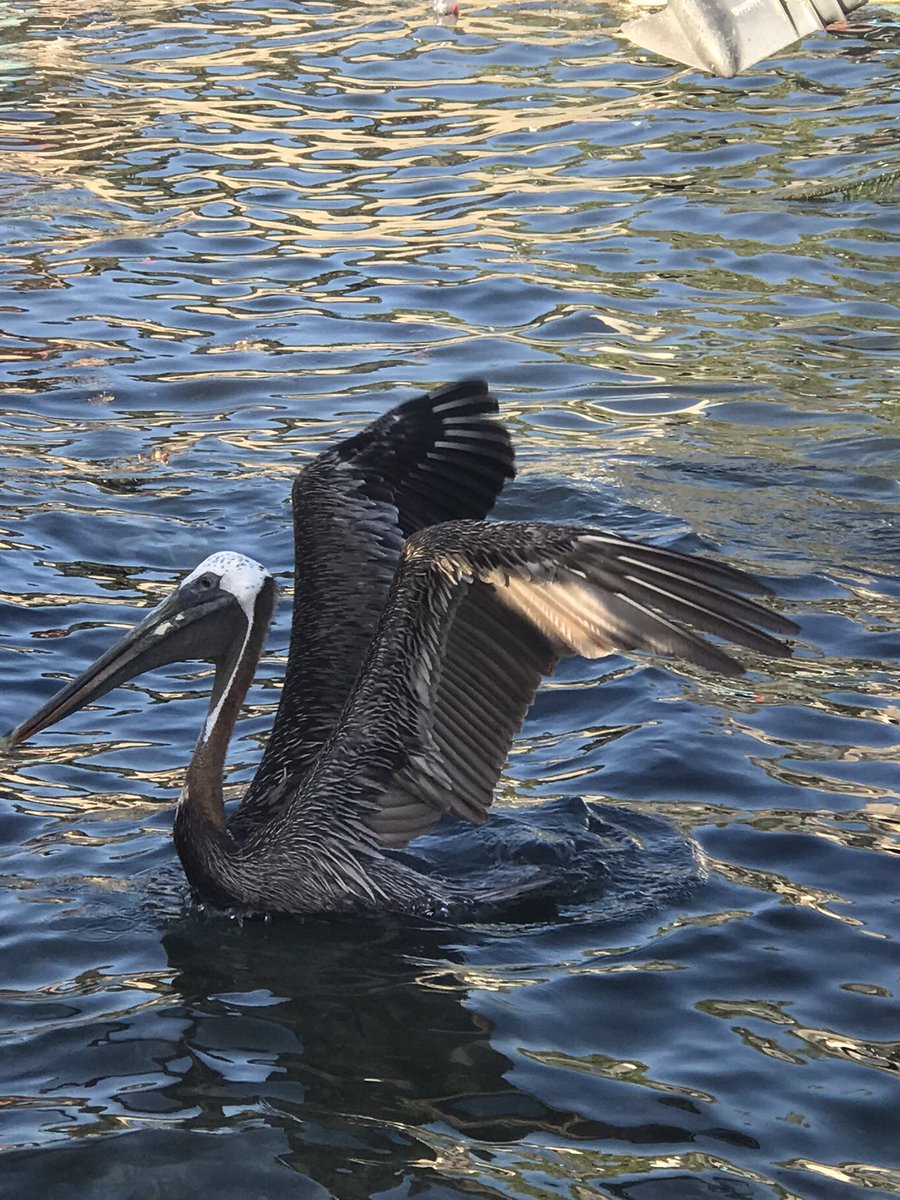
4 380 798 916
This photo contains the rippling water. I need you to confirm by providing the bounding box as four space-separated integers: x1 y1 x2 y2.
1 3 899 1198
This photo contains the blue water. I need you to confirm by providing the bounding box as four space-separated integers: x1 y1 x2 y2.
1 3 899 1197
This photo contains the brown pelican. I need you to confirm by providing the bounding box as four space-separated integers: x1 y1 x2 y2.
3 381 798 916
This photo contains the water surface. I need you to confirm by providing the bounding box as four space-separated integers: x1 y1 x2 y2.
1 3 899 1198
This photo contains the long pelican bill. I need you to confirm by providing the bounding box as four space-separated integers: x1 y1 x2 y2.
2 584 246 751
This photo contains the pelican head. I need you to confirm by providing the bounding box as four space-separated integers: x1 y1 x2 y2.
3 551 277 749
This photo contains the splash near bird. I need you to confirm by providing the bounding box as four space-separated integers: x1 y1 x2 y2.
3 381 797 917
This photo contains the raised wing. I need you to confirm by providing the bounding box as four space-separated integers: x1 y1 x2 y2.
281 520 798 857
232 381 514 835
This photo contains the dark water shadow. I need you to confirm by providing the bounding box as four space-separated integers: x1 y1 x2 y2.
0 799 713 1200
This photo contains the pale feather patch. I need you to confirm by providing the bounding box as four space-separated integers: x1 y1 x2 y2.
485 571 619 657
181 551 271 624
180 552 272 743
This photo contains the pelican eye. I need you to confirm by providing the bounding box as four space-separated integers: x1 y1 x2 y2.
196 573 217 591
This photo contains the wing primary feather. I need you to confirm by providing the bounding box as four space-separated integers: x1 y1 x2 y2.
612 557 799 635
602 589 745 674
579 534 772 596
616 573 794 654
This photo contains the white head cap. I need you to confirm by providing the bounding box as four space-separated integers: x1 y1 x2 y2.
181 552 272 623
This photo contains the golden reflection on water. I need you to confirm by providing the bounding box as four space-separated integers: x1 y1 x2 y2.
6 0 888 270
794 1026 900 1074
520 1046 715 1103
697 852 863 926
3 2 637 218
409 1121 811 1200
701 996 900 1076
782 1158 900 1193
